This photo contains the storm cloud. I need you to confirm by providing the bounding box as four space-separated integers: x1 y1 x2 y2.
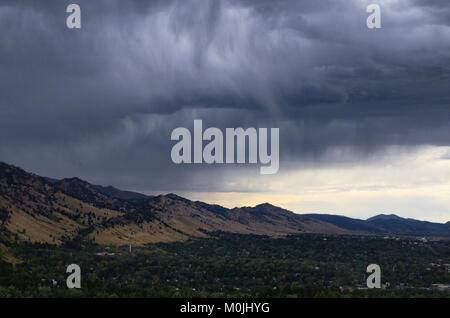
0 0 450 195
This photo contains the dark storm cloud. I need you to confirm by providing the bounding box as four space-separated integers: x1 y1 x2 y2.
0 0 449 191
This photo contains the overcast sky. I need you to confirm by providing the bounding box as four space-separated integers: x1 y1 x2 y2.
1 0 450 221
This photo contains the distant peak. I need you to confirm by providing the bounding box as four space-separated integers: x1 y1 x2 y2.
163 193 189 201
57 177 92 186
367 214 404 221
165 193 182 199
61 177 84 182
0 161 22 171
255 203 275 209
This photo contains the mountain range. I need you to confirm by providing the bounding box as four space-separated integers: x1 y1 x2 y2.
0 162 449 246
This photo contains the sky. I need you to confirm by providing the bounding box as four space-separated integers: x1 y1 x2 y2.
0 0 450 222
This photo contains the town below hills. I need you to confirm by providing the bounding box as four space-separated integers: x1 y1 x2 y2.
1 161 449 247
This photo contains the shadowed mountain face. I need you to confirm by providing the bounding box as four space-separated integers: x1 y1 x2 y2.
365 215 450 237
366 214 405 222
303 214 383 234
305 214 450 237
0 162 449 247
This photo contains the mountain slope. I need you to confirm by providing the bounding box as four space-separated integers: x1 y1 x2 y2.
1 162 449 248
0 162 353 246
366 215 450 236
88 197 353 245
0 163 122 244
306 213 450 236
303 214 383 233
227 204 351 235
